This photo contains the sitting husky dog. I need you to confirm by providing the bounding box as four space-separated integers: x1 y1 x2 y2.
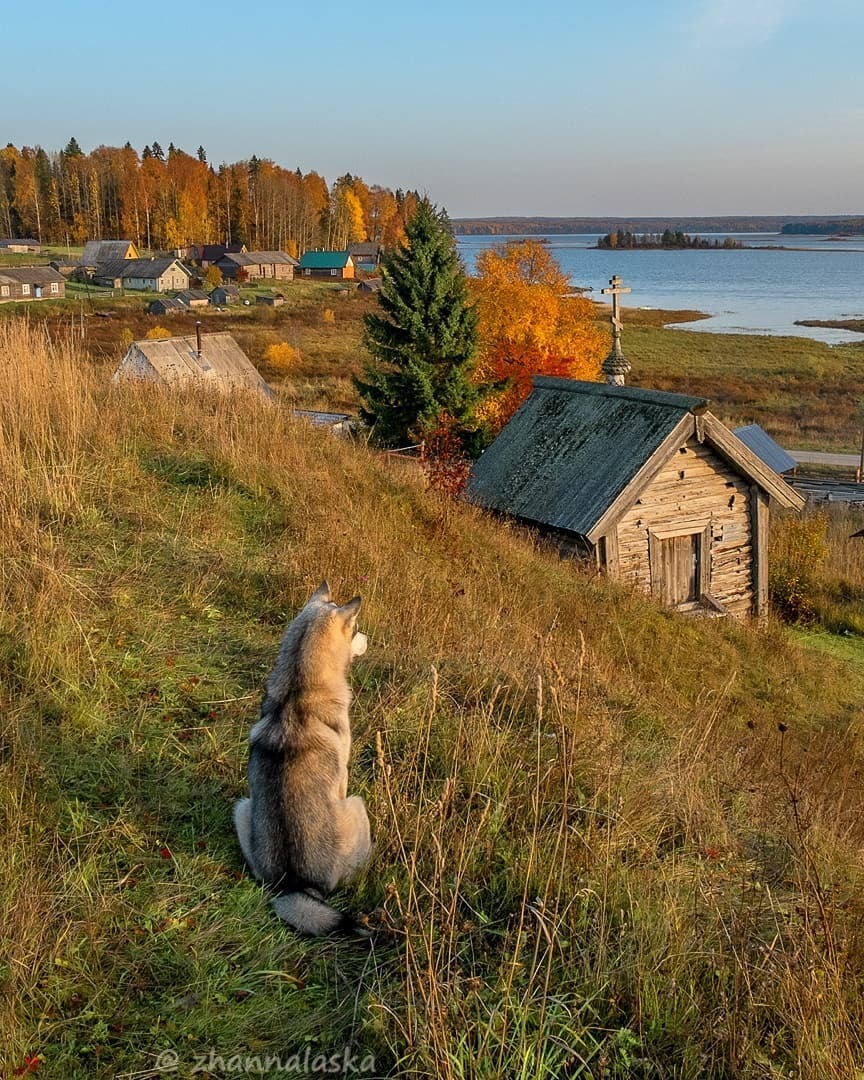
233 581 372 935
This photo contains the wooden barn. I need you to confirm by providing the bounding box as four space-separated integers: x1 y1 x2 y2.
113 331 275 400
468 376 804 619
0 238 41 253
216 251 297 281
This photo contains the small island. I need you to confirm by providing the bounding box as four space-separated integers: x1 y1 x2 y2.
596 230 743 250
795 317 864 333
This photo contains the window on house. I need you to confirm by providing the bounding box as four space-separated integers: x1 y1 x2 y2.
0 285 8 297
50 282 59 294
330 268 338 276
304 268 310 276
22 284 30 295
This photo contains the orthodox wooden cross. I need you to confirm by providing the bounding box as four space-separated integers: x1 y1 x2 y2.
600 274 632 385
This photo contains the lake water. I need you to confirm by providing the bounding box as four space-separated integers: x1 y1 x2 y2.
456 233 864 345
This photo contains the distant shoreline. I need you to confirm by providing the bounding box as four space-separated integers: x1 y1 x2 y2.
453 214 864 236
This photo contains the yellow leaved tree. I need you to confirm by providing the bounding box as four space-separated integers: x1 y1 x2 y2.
470 239 605 432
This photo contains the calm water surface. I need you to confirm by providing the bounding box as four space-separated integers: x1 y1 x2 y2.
456 233 864 345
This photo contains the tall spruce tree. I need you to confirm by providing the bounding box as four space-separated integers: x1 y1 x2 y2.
355 198 487 451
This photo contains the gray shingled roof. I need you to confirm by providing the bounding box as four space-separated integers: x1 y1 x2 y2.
119 258 188 279
468 377 708 538
0 266 66 286
80 240 136 264
732 424 797 475
219 250 298 266
91 259 129 280
113 332 275 399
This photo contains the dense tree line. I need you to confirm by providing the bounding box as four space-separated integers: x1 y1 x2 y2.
781 220 864 236
454 216 797 235
0 139 419 253
597 230 743 250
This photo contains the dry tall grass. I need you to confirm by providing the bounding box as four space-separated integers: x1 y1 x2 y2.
771 507 864 633
2 320 864 1077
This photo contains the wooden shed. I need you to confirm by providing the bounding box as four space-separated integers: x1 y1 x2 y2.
468 376 805 619
113 331 275 400
174 288 210 309
209 284 240 306
148 297 184 316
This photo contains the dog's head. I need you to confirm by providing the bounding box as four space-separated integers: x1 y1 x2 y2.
307 579 367 665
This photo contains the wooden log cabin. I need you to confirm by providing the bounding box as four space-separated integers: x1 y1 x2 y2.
467 376 805 619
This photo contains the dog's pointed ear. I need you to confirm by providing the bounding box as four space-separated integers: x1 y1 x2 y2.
339 595 362 622
311 579 332 603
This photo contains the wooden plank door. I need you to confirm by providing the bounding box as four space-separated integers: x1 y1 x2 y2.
653 532 700 607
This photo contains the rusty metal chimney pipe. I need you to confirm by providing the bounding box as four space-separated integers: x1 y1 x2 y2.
196 320 202 358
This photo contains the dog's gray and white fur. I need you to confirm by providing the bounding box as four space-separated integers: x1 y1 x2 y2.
233 580 372 935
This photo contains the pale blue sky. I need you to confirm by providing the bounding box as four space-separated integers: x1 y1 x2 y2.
2 0 861 216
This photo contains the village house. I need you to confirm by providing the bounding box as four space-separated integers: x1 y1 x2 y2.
0 266 66 302
209 284 240 306
357 277 383 293
92 257 191 292
113 329 275 400
298 250 355 280
255 292 285 306
0 238 41 253
468 378 804 619
215 251 297 281
348 242 381 269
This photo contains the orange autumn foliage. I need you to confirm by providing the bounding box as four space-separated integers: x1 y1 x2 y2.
471 239 605 431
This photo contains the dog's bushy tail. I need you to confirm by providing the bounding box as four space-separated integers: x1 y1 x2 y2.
271 892 371 938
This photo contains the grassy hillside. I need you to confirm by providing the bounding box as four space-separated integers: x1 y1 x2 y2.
8 279 864 449
2 322 864 1077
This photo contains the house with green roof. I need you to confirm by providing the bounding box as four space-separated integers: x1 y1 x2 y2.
298 250 355 280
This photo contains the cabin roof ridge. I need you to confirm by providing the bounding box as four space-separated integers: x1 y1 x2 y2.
531 375 708 413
